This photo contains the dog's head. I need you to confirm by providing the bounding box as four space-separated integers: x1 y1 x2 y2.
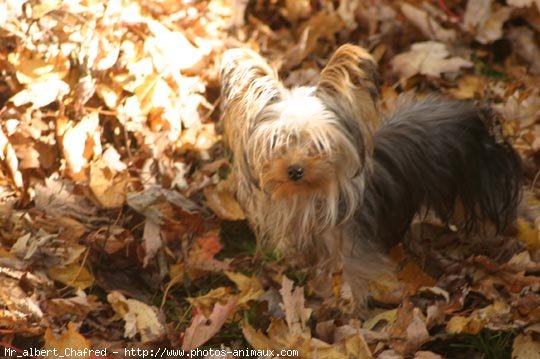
220 45 381 232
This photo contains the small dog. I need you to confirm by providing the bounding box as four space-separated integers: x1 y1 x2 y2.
219 44 521 310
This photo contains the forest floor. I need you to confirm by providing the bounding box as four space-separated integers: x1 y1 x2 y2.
1 0 540 358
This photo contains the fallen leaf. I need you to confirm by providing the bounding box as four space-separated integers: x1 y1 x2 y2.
48 261 94 290
283 0 311 22
392 41 473 79
225 271 264 304
204 179 245 221
515 218 540 251
62 113 102 176
512 333 540 358
391 301 430 355
181 300 237 351
0 268 45 334
283 11 344 70
107 291 166 342
101 146 128 172
368 271 403 305
242 321 278 350
337 0 359 29
414 351 443 359
445 301 512 335
279 276 312 335
145 20 207 73
507 26 540 75
363 309 398 332
0 126 23 189
47 290 101 319
142 220 162 267
10 79 70 109
401 3 455 42
447 75 485 99
89 161 130 208
507 0 540 11
43 322 91 359
34 177 97 222
7 50 69 84
187 287 233 316
339 331 373 359
463 0 512 44
397 262 436 293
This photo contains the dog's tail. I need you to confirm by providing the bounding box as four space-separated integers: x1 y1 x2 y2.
360 96 522 248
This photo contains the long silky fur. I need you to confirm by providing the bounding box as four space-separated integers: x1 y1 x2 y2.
220 44 522 312
220 45 379 255
359 97 522 249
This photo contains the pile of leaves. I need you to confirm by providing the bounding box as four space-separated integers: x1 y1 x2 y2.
1 0 540 358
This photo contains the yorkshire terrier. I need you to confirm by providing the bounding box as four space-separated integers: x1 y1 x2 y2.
219 44 521 310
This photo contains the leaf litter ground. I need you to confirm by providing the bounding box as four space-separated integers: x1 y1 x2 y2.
1 0 540 358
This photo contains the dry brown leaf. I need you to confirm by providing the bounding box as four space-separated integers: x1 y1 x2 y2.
187 287 233 316
242 321 278 350
225 271 264 305
414 351 443 359
48 262 94 290
0 268 44 334
279 276 312 335
512 333 540 358
463 0 512 44
127 186 202 222
392 41 473 79
363 308 398 332
339 332 373 359
181 300 237 351
178 123 219 151
400 3 455 42
391 302 430 355
142 220 162 267
337 0 360 29
447 75 485 99
146 20 207 73
493 89 540 128
203 178 245 221
34 177 97 221
10 229 86 267
283 11 344 70
283 0 311 22
62 113 102 176
507 26 540 75
47 291 101 319
101 146 127 172
397 262 436 293
0 126 23 189
227 0 249 28
378 350 403 359
508 0 540 11
368 271 403 305
8 50 69 84
43 322 91 359
89 161 130 209
507 251 540 272
10 79 70 109
445 301 512 334
107 291 166 342
515 218 540 251
187 236 229 276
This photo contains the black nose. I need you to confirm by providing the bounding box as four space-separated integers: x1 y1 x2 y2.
287 165 304 181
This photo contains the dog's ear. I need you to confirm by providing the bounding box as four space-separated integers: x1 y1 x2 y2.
220 49 282 147
316 44 381 150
